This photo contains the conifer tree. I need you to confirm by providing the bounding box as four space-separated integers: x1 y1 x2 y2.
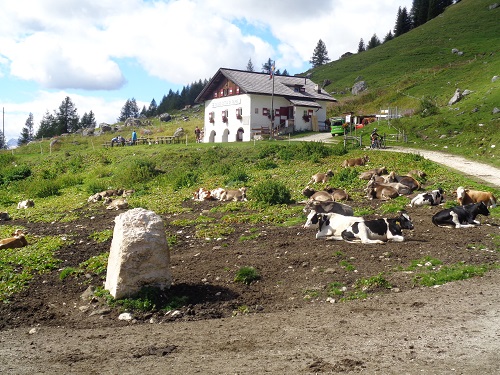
246 58 255 72
358 38 366 53
18 112 35 146
367 34 381 49
309 39 330 68
56 96 79 134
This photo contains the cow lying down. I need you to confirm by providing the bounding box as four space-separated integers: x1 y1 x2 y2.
0 229 28 250
409 188 444 207
432 202 490 228
341 212 414 244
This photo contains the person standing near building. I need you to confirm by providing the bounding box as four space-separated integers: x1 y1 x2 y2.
194 126 201 143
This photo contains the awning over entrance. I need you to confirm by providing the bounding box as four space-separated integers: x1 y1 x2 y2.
288 99 322 108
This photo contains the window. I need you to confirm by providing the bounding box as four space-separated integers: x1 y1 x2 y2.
255 108 259 114
222 110 228 123
263 108 269 116
236 107 242 119
236 87 240 94
209 111 215 123
213 92 218 98
229 88 233 95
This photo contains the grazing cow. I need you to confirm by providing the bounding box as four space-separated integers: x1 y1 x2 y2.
432 202 490 228
365 179 399 200
409 188 445 207
220 187 247 201
306 212 365 240
0 212 10 221
17 199 34 209
106 198 129 210
358 166 388 180
210 188 226 201
341 155 369 168
455 186 497 208
341 212 414 244
309 169 334 184
0 229 28 250
193 188 213 201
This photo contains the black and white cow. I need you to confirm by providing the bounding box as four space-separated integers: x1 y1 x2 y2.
409 188 445 207
341 212 414 244
305 212 364 240
431 202 490 228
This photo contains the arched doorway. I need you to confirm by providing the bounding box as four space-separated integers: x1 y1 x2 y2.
236 128 244 142
209 130 216 143
222 129 229 143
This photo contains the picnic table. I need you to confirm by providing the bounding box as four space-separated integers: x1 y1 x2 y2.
156 136 180 144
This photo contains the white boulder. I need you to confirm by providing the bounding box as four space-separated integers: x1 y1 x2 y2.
105 208 171 299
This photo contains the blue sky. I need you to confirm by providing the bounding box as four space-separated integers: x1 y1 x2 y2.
0 0 412 141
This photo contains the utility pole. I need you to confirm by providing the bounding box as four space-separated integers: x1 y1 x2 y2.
2 107 5 149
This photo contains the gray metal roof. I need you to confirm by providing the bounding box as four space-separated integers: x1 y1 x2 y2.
288 99 323 108
195 68 337 103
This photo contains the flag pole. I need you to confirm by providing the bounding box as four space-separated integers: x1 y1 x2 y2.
270 61 275 138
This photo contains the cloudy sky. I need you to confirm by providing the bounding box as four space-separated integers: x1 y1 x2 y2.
0 0 412 141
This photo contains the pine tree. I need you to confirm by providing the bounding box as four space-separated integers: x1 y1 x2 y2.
35 110 57 138
358 38 366 53
146 99 158 117
411 0 429 27
246 58 255 72
383 30 394 43
261 58 274 74
0 130 5 149
428 0 453 20
117 98 139 122
282 69 289 76
79 110 96 128
56 96 79 134
367 34 381 49
309 39 330 68
18 112 35 146
394 7 412 37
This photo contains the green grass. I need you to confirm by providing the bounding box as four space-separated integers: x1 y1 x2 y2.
413 263 492 287
234 266 260 285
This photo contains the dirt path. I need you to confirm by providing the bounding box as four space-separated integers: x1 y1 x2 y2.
1 271 499 374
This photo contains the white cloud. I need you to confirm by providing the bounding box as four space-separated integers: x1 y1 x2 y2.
0 0 414 141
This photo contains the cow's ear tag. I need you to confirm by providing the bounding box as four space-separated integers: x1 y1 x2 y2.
395 220 400 225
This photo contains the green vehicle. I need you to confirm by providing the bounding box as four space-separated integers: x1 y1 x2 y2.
330 117 345 136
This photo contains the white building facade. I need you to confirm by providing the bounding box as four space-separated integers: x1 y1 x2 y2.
196 68 337 143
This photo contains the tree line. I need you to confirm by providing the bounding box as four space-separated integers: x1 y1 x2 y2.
357 0 456 53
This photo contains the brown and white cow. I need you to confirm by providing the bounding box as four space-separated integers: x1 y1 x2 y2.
358 166 388 180
365 179 399 200
455 187 497 208
17 199 34 209
193 188 213 201
0 229 28 250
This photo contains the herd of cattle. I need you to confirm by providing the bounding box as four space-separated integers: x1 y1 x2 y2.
0 155 498 248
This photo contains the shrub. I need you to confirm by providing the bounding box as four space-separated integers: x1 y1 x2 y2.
1 165 32 185
115 159 158 186
33 180 61 198
224 167 249 186
86 180 109 194
172 170 199 191
234 266 260 285
251 180 292 205
418 96 439 117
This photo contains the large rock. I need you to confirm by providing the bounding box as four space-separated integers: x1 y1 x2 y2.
173 127 185 137
99 123 112 132
448 88 462 105
124 118 142 127
351 81 367 95
105 208 171 299
158 113 171 122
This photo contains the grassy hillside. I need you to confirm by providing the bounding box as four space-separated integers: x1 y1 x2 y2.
311 0 499 164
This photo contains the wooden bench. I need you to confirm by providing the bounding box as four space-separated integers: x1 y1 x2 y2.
253 127 271 138
156 136 180 144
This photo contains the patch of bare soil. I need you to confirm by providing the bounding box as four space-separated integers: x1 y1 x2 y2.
1 194 499 374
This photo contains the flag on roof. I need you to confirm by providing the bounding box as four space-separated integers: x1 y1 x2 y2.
269 61 275 80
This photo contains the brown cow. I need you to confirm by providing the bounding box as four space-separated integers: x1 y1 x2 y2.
342 155 369 168
309 170 334 184
358 166 388 180
365 179 399 200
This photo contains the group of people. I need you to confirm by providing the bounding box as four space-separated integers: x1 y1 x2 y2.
110 131 138 147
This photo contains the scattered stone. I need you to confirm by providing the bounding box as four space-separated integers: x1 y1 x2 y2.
493 107 500 114
492 76 499 83
0 212 10 221
489 3 499 10
28 328 38 335
118 312 133 321
351 81 367 95
80 286 96 301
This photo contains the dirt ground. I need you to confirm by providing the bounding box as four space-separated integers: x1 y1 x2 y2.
1 144 500 374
